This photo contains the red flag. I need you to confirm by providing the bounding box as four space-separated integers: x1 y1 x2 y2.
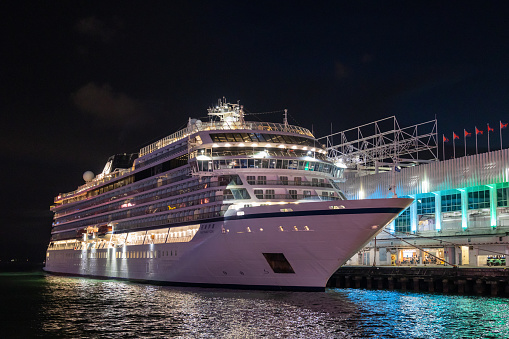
488 124 494 132
475 127 483 135
502 122 508 129
464 130 471 137
453 132 459 139
443 135 449 142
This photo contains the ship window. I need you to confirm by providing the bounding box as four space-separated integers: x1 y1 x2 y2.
262 253 295 274
280 176 288 185
289 190 298 199
240 133 252 142
288 160 298 170
294 177 302 185
265 189 275 199
257 176 266 185
254 190 264 199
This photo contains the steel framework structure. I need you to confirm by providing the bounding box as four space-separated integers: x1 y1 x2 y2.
319 116 438 171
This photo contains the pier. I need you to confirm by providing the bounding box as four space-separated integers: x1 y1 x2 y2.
327 266 509 297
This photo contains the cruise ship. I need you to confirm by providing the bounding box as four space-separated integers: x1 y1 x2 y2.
44 100 412 291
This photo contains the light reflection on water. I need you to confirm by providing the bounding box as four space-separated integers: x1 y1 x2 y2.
1 272 508 338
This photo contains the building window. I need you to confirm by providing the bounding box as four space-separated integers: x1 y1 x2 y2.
294 177 302 185
395 208 411 233
498 187 509 207
289 190 297 199
279 176 288 185
441 192 461 212
417 196 435 215
468 190 490 209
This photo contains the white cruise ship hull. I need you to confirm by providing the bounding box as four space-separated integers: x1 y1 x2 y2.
44 198 412 290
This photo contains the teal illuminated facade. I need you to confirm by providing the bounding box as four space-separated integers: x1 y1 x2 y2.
340 148 509 267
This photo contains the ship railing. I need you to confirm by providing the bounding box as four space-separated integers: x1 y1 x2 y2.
54 195 225 226
55 168 133 202
247 180 333 188
115 211 224 233
224 194 340 201
53 175 212 217
139 121 313 157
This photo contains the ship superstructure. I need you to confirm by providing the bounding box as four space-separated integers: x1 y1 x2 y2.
45 100 412 290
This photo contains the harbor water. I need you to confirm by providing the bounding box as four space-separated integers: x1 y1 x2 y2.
1 271 508 338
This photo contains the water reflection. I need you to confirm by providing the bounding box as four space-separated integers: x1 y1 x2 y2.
1 273 508 338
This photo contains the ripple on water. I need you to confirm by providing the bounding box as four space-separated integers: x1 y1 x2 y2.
1 273 508 338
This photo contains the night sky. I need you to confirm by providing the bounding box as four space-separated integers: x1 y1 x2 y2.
3 1 509 262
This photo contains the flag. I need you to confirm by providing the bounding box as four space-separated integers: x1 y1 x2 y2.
488 124 494 132
502 122 508 129
453 132 459 139
464 130 472 137
443 135 449 142
475 127 483 135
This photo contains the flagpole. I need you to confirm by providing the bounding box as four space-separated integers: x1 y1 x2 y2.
442 134 445 161
475 126 478 154
453 132 456 159
501 121 504 150
464 129 466 156
488 123 490 152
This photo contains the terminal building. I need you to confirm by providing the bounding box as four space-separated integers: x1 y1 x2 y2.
321 117 509 267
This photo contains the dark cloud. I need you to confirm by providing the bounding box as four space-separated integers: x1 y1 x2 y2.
72 83 144 125
75 16 123 43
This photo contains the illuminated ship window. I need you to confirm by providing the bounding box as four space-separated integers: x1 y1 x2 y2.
279 226 284 231
260 228 263 231
280 208 293 212
304 226 309 231
293 226 298 231
247 227 251 232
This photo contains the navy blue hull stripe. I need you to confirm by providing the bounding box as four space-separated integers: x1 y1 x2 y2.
225 207 404 221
